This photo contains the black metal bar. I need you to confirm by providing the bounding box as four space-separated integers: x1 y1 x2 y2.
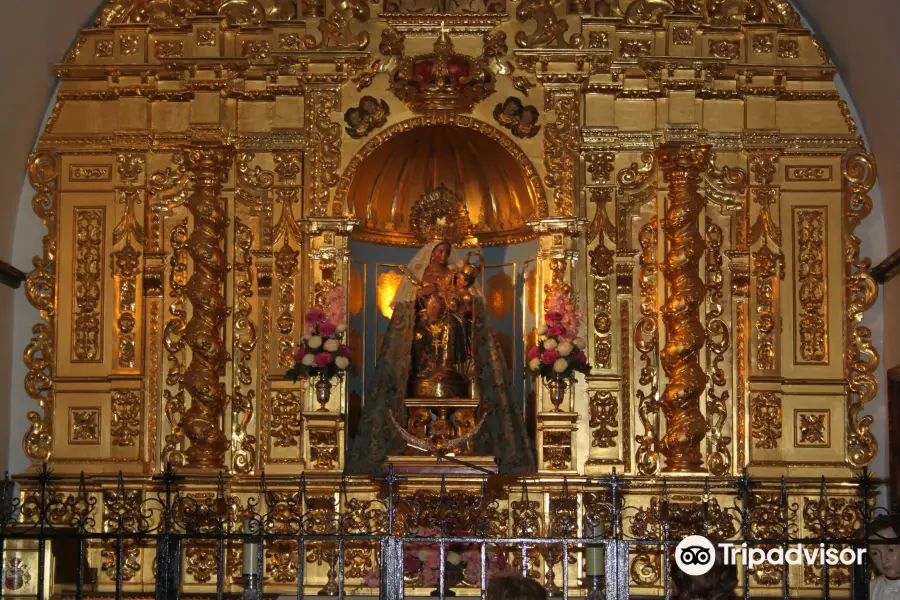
36 464 49 600
660 478 670 600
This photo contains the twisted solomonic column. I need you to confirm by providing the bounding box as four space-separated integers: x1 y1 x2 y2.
182 144 234 468
657 142 710 473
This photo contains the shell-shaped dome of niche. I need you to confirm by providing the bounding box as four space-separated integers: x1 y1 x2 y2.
349 125 540 246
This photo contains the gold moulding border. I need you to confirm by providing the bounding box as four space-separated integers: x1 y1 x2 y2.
351 226 538 248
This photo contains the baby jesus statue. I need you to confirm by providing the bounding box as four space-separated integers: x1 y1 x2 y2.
868 515 900 599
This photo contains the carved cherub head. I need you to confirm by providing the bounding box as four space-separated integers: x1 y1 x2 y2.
359 95 380 115
345 107 366 128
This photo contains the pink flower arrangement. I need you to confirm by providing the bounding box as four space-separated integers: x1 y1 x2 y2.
525 301 590 380
287 298 352 382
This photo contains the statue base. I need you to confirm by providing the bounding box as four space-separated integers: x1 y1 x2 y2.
387 454 497 475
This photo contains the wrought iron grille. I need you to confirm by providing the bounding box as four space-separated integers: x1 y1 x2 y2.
0 465 888 600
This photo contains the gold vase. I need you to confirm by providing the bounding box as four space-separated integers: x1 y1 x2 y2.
547 376 568 412
315 373 332 411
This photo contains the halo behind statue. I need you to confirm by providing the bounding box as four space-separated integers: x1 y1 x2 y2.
409 184 477 246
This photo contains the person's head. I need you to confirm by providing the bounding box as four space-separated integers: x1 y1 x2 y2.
430 242 451 266
486 576 546 600
425 293 446 320
671 540 736 600
455 271 475 289
868 515 900 578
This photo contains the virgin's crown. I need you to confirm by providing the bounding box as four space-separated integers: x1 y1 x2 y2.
390 29 496 114
409 184 474 245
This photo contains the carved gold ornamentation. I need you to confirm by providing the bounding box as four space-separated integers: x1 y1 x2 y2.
161 219 189 468
148 300 161 467
95 39 114 58
795 208 828 364
708 39 739 59
753 34 773 54
111 178 143 372
71 165 112 181
186 544 217 583
616 152 657 250
795 409 828 447
197 28 217 47
588 31 609 49
73 208 105 363
655 143 710 473
753 246 780 371
241 40 271 59
542 431 571 470
705 219 731 476
409 184 473 245
590 229 614 369
307 88 341 216
271 392 303 447
515 0 583 49
802 497 861 587
303 0 370 50
589 391 617 448
786 166 831 181
154 40 184 59
309 430 339 469
181 144 234 469
544 90 579 215
274 151 303 182
70 408 101 444
102 486 143 581
844 150 879 468
23 153 59 462
634 217 660 476
750 392 781 450
673 27 692 46
619 39 650 58
778 39 798 59
66 37 87 63
111 391 141 447
232 218 258 474
736 301 746 467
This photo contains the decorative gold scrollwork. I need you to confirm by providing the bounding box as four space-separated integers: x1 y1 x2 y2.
23 152 59 463
515 0 584 49
304 0 370 50
843 150 879 468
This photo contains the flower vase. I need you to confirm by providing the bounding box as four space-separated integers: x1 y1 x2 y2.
547 376 568 412
314 373 331 411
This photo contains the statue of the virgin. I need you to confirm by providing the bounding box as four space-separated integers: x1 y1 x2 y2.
346 187 536 476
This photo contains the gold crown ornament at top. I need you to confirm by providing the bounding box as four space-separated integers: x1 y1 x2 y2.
390 27 496 114
409 184 475 245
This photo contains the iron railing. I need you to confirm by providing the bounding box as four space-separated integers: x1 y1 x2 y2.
0 465 889 600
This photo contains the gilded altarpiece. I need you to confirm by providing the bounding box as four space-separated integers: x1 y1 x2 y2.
16 0 881 595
